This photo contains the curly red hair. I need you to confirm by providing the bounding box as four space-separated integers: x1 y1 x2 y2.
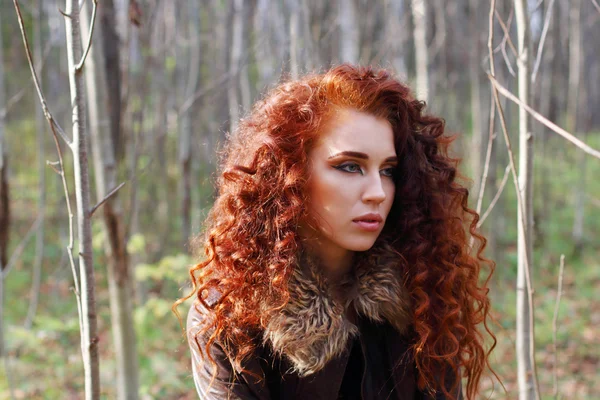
175 64 495 399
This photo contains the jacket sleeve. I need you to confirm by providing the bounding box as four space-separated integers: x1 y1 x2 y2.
187 303 267 400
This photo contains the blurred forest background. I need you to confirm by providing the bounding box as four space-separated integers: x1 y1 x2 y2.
0 0 599 398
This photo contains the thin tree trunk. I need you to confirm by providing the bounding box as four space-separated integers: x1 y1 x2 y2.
300 0 315 72
289 0 300 79
101 0 123 161
338 0 359 63
229 0 244 133
386 0 409 78
154 7 171 263
411 0 429 102
0 14 16 400
469 0 483 196
214 0 232 135
239 2 252 113
513 0 539 398
0 14 9 276
64 0 100 398
25 0 46 331
567 0 584 253
179 2 201 247
80 2 139 398
255 0 276 89
538 0 558 230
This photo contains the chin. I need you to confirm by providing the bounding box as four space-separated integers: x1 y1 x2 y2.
343 239 378 252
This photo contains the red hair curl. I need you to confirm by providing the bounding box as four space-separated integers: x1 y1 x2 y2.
175 64 495 399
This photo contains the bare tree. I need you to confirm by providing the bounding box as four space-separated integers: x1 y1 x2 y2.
64 0 101 397
81 1 139 398
14 0 101 397
513 0 540 398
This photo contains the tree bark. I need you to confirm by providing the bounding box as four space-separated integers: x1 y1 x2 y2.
64 0 100 398
513 0 539 399
80 2 139 398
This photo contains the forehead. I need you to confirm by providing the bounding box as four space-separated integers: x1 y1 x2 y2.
315 108 395 156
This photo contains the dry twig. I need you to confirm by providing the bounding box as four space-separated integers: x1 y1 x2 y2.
489 75 600 159
532 0 556 82
90 182 126 217
75 0 98 71
488 0 541 397
12 0 83 334
478 164 510 227
475 91 497 216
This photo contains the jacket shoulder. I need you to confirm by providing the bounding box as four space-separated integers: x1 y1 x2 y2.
186 295 272 399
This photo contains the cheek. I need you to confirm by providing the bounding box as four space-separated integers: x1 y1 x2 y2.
307 174 351 219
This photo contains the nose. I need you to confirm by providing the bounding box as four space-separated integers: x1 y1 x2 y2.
362 173 387 204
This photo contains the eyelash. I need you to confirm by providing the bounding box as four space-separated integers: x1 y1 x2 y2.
333 162 397 178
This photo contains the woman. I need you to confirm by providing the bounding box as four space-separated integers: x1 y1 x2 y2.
178 64 495 399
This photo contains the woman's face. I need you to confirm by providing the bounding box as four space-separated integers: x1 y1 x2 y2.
302 108 397 260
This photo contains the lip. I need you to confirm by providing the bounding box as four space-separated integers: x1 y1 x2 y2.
353 213 383 223
352 213 383 232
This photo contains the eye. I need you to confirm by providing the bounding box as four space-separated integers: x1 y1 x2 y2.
334 162 363 174
380 167 397 178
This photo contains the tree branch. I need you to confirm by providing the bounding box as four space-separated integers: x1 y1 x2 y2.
494 9 519 59
488 1 541 397
90 182 126 217
489 75 600 159
475 92 497 216
75 0 98 71
531 0 556 82
478 164 510 227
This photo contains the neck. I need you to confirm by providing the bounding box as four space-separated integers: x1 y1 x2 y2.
304 244 355 282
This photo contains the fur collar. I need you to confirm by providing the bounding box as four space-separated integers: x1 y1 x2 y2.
263 243 412 376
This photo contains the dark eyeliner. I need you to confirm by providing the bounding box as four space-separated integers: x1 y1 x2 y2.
333 162 362 174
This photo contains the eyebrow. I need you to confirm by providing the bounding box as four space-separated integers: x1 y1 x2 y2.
328 151 398 163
